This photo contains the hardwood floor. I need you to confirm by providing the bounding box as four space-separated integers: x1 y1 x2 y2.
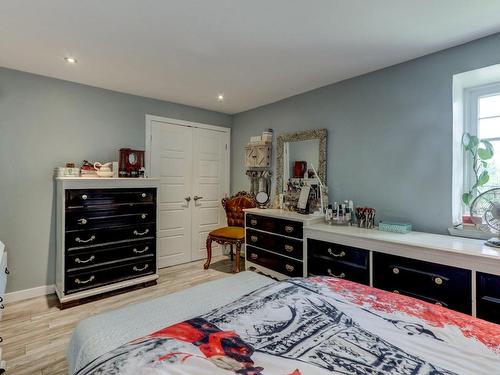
0 256 239 375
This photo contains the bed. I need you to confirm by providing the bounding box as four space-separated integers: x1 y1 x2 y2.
68 271 500 375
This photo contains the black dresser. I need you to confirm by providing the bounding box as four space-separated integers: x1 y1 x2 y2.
56 178 159 308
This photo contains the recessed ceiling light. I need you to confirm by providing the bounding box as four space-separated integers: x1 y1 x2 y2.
64 57 77 64
217 94 224 102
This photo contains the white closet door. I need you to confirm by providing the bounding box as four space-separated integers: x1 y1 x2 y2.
151 121 193 267
191 128 229 261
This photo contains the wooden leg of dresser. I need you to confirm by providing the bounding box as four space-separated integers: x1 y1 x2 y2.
204 237 213 269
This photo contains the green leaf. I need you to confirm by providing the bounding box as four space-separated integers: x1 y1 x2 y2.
468 135 479 150
478 146 493 160
462 192 473 206
481 160 488 168
477 171 490 186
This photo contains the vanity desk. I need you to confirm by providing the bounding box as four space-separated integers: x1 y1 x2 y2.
305 224 500 323
243 208 322 279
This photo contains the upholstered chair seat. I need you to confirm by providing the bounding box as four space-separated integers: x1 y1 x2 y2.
204 191 256 272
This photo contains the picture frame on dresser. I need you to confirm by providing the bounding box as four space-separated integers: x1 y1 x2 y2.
55 177 160 309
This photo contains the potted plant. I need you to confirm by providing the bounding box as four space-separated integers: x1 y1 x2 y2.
462 132 494 224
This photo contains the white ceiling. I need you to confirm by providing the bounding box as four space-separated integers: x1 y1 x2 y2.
1 1 500 114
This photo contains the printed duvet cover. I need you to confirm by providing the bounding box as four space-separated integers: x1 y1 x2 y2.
75 277 500 374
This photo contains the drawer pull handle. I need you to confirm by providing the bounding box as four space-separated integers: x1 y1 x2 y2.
133 246 149 254
250 219 258 226
141 193 147 198
141 214 147 219
434 277 443 285
284 244 294 252
5 268 10 275
250 253 258 260
392 267 400 275
75 275 95 284
81 194 88 200
0 297 2 303
134 229 150 236
285 264 295 272
327 248 345 257
75 235 95 243
435 302 443 306
77 218 88 225
284 225 294 233
75 255 95 264
250 235 258 243
0 304 4 310
393 290 399 294
133 264 149 272
327 269 345 278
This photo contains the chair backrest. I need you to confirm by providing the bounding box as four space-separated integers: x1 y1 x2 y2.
222 191 257 227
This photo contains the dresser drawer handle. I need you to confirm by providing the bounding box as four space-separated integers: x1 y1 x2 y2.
250 219 258 226
327 269 345 278
250 253 258 260
435 302 443 306
75 255 95 264
77 218 88 225
393 290 399 294
133 229 150 236
133 246 149 254
0 296 2 303
141 193 147 198
81 194 88 200
75 275 95 284
5 268 9 275
141 214 147 219
327 248 345 257
285 264 295 272
284 244 294 252
284 225 294 233
0 304 4 310
250 235 258 243
75 235 95 243
392 267 400 275
434 277 443 285
133 264 149 272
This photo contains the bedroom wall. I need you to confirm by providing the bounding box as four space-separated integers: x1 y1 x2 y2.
230 32 500 235
0 67 231 294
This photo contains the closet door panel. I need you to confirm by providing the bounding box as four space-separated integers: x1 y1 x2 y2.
151 121 193 267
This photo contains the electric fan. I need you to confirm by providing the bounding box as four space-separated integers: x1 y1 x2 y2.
470 188 500 248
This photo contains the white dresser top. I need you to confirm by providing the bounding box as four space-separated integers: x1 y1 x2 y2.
55 177 159 189
306 223 500 261
244 208 324 224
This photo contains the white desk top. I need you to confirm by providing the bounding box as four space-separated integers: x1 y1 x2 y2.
306 223 500 261
244 208 324 224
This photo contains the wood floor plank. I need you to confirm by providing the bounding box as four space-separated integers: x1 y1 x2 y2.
1 256 239 374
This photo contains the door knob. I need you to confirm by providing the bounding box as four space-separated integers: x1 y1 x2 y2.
193 196 203 201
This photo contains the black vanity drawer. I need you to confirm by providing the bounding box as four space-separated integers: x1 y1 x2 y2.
373 253 471 314
246 245 302 277
66 240 155 271
476 272 500 324
65 203 156 230
308 239 369 268
65 258 155 294
246 214 302 239
308 256 369 285
65 224 155 249
66 188 155 208
246 229 303 260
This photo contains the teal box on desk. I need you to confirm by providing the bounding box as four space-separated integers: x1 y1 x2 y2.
378 221 412 233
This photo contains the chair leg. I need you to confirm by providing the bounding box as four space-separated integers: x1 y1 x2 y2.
230 244 234 260
234 242 241 273
204 237 212 269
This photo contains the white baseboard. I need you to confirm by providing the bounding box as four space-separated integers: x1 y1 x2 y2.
5 284 55 303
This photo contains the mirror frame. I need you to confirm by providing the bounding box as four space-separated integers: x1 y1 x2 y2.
276 129 327 196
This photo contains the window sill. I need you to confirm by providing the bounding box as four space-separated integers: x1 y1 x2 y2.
448 226 492 240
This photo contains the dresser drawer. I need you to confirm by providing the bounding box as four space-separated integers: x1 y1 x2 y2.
65 224 155 249
373 253 471 314
246 214 302 239
308 255 369 285
66 240 155 271
476 272 500 324
246 229 303 260
65 258 155 294
66 188 155 208
65 203 155 230
308 239 369 268
246 245 302 277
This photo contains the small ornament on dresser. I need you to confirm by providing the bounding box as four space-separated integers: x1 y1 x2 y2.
119 148 145 177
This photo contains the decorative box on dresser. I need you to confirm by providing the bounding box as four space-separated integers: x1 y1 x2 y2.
244 208 322 279
305 224 500 324
55 177 159 308
0 241 8 373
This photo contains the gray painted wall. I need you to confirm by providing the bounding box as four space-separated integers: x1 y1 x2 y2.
231 33 500 235
0 67 231 293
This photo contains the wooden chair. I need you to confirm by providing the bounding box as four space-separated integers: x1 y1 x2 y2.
204 191 256 272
